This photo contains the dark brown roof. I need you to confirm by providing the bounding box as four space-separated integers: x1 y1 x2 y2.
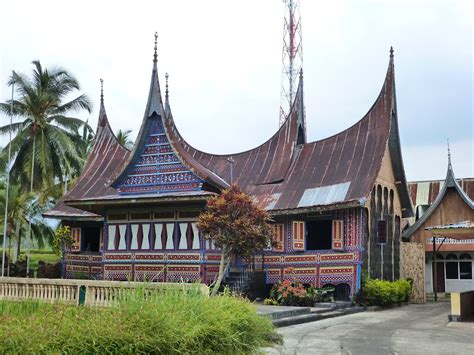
44 101 130 220
171 53 412 216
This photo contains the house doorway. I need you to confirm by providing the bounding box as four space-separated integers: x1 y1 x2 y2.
433 262 445 293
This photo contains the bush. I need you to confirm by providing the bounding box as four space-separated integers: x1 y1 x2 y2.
268 280 335 306
358 278 412 307
0 286 281 354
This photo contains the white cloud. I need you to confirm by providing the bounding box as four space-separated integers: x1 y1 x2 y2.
0 0 472 181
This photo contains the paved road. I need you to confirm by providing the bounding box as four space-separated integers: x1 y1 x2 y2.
267 302 474 355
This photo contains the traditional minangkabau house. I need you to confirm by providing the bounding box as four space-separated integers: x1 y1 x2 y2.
404 156 474 293
45 38 413 299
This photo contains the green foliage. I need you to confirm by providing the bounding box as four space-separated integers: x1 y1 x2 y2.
115 129 134 150
197 184 274 295
358 278 412 307
0 60 92 196
264 298 279 305
0 286 280 354
267 269 335 306
197 184 273 261
52 225 74 256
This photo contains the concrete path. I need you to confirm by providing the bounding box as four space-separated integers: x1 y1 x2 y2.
266 302 474 355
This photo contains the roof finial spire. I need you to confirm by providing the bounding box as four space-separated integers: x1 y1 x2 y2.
165 72 169 101
447 138 452 167
100 78 104 104
153 32 158 64
390 46 394 58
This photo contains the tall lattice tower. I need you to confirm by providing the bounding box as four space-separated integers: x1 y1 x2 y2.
279 0 303 126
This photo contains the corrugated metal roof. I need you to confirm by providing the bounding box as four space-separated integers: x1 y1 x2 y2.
297 182 351 208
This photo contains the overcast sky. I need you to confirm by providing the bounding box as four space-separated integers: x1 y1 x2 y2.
0 0 472 182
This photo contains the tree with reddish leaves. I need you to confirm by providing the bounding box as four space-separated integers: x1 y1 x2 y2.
197 184 273 296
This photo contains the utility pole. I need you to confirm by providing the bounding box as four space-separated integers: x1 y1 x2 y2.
1 80 14 277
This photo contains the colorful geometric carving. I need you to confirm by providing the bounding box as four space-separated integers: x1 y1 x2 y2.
319 253 354 262
116 116 204 195
166 265 200 282
104 264 132 281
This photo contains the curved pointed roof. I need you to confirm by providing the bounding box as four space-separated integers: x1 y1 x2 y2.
44 96 130 220
63 45 412 218
403 156 474 238
167 51 412 216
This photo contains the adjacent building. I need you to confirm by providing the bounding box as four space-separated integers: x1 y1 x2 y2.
404 162 474 293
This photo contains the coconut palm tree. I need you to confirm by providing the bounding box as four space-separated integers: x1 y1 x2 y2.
116 129 134 150
0 60 93 194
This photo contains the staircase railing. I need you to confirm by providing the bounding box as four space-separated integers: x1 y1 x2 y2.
229 262 254 295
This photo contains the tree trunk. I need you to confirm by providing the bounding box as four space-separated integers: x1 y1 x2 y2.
15 223 21 263
211 247 230 296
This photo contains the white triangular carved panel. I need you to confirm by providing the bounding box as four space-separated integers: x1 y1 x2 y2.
131 224 139 249
154 224 163 249
191 223 200 250
142 224 150 249
166 223 174 249
108 225 116 250
118 225 127 250
178 223 188 250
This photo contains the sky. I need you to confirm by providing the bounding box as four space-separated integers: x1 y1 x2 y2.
0 0 472 182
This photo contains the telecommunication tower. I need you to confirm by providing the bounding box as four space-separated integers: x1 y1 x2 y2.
279 0 303 126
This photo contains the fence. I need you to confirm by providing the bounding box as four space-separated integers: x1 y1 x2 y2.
0 277 209 307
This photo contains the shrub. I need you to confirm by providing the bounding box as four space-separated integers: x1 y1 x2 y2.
359 278 412 307
268 280 335 306
0 285 280 354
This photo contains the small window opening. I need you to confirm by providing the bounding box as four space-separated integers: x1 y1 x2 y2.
306 220 332 250
82 227 101 252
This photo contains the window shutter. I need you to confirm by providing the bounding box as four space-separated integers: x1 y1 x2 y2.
71 228 81 252
377 220 387 244
272 224 285 252
331 220 344 250
292 221 305 251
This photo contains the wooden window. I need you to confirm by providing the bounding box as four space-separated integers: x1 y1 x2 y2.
70 228 81 252
108 213 128 221
292 221 305 251
377 220 387 244
130 212 151 220
331 220 344 250
178 211 201 219
272 224 285 252
154 211 175 220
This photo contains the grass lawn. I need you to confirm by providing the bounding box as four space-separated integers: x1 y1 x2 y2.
20 250 60 270
0 248 60 271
